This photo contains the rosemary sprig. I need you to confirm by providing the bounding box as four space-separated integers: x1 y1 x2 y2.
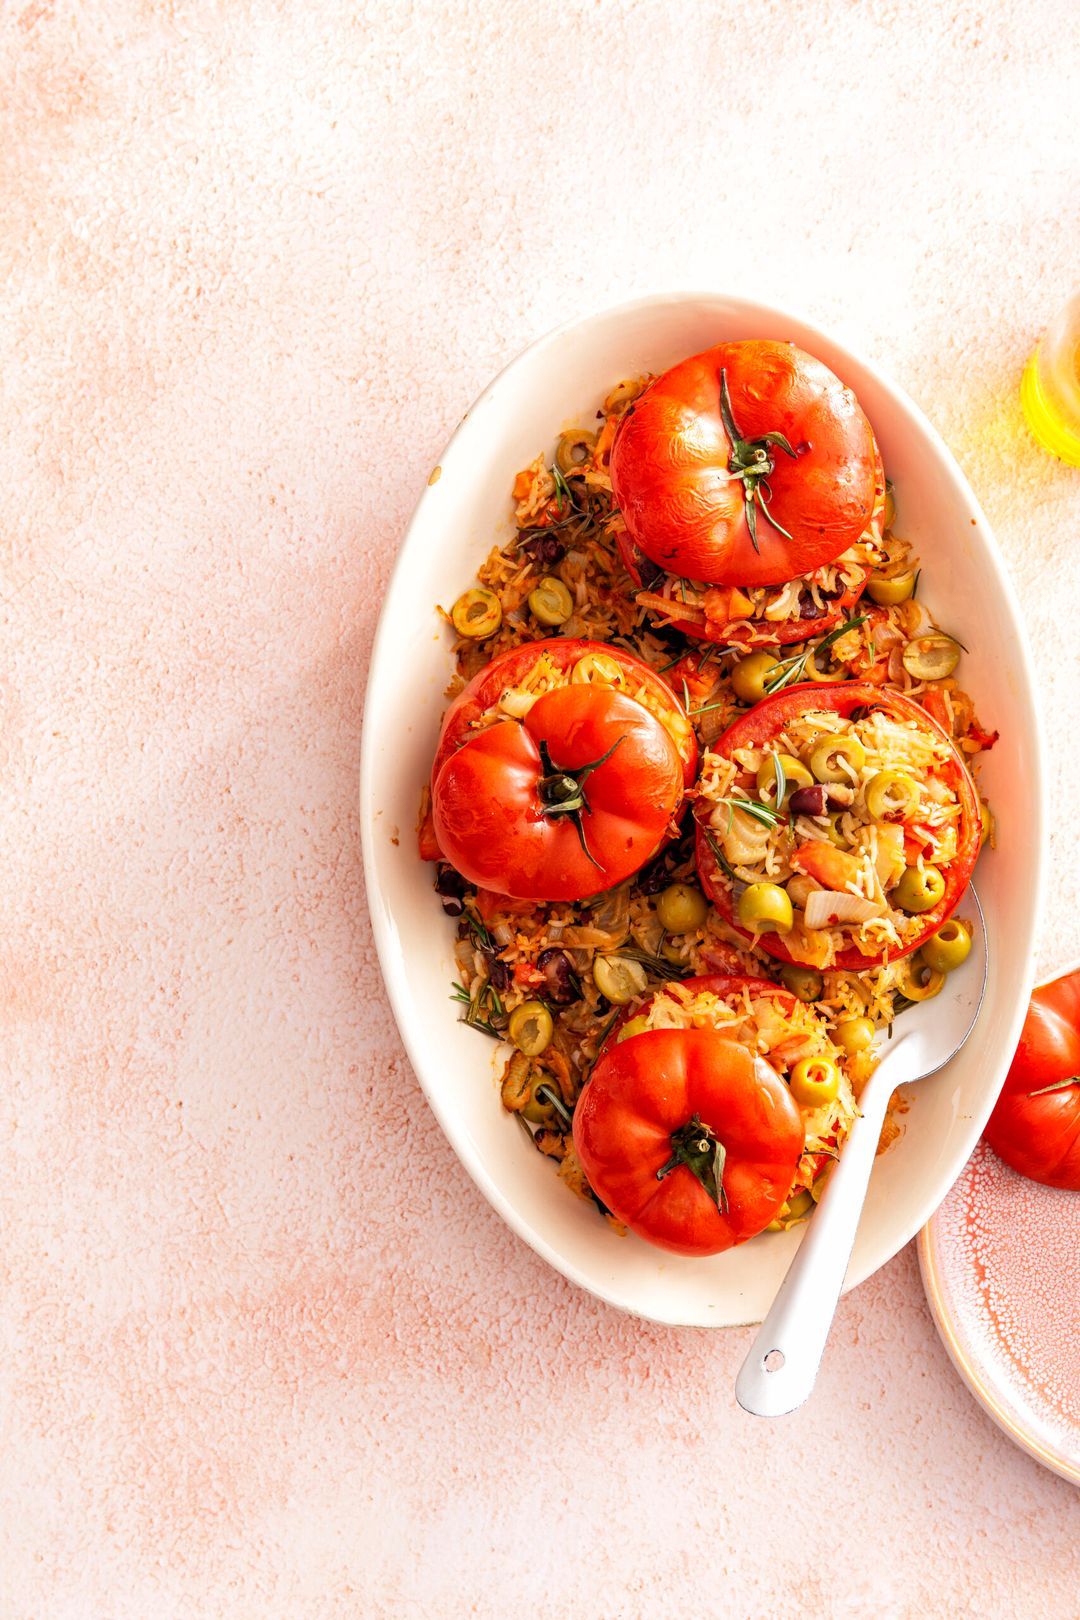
617 944 692 980
711 795 787 832
772 752 787 811
550 463 573 515
704 828 740 886
763 614 870 694
535 1084 574 1128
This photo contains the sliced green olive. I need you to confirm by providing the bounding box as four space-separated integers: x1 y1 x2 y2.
571 651 625 687
865 769 921 823
893 955 946 1002
731 651 781 705
655 883 708 934
615 1013 651 1044
883 484 897 530
835 1015 875 1054
780 964 824 1003
756 752 814 806
451 587 502 640
810 1164 834 1203
521 1075 559 1125
555 427 596 474
980 801 995 850
809 734 867 783
789 1055 841 1108
821 814 850 849
592 955 648 1005
737 882 794 934
866 569 916 605
920 918 972 974
902 632 962 681
781 1188 815 1223
528 575 574 627
603 379 641 417
891 864 946 914
508 1000 554 1056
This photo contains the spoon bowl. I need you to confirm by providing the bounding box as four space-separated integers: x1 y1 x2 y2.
736 884 988 1417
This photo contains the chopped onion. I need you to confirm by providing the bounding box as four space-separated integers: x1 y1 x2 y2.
804 890 883 929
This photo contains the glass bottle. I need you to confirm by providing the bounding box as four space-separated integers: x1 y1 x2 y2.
1021 293 1080 467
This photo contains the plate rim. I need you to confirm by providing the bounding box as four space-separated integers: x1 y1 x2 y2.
917 962 1080 1486
361 289 1048 1327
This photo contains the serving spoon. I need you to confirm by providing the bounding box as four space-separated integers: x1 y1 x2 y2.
736 884 988 1417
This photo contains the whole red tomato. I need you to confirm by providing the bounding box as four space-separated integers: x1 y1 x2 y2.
983 968 1080 1190
430 640 693 901
572 1025 804 1255
610 339 881 588
695 682 982 969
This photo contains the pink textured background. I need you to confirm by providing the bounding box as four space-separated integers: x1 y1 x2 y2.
2 2 1078 1615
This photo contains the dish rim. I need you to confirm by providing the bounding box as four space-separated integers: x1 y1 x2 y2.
360 289 1048 1327
917 958 1080 1484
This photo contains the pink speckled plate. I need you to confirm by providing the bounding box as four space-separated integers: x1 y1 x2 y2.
919 1140 1080 1484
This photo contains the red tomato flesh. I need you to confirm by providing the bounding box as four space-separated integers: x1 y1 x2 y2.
695 682 982 969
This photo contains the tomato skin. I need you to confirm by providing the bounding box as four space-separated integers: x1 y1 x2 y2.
617 448 884 650
694 682 982 969
610 341 880 588
433 681 685 902
431 638 697 787
983 969 1080 1190
573 1026 804 1255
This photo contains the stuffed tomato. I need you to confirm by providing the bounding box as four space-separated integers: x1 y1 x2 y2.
429 639 697 902
694 683 981 971
573 972 819 1250
609 338 888 648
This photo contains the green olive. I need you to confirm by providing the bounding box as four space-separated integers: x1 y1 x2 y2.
592 955 648 1005
809 734 867 783
883 484 897 530
555 427 596 474
756 752 814 806
821 814 850 849
980 801 995 850
789 1054 841 1108
508 1000 554 1056
603 378 641 416
781 1188 815 1223
780 964 824 1003
615 1014 651 1044
737 882 794 934
902 632 962 681
451 587 502 640
920 918 972 974
865 769 921 823
731 651 781 705
835 1015 875 1054
810 1164 834 1203
891 864 946 914
893 955 946 1003
866 569 916 605
521 1075 558 1125
528 575 574 626
571 651 625 687
656 883 708 934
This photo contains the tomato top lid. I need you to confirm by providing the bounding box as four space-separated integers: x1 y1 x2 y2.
610 339 881 588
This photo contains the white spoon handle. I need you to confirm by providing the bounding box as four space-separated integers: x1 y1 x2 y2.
735 1062 897 1417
